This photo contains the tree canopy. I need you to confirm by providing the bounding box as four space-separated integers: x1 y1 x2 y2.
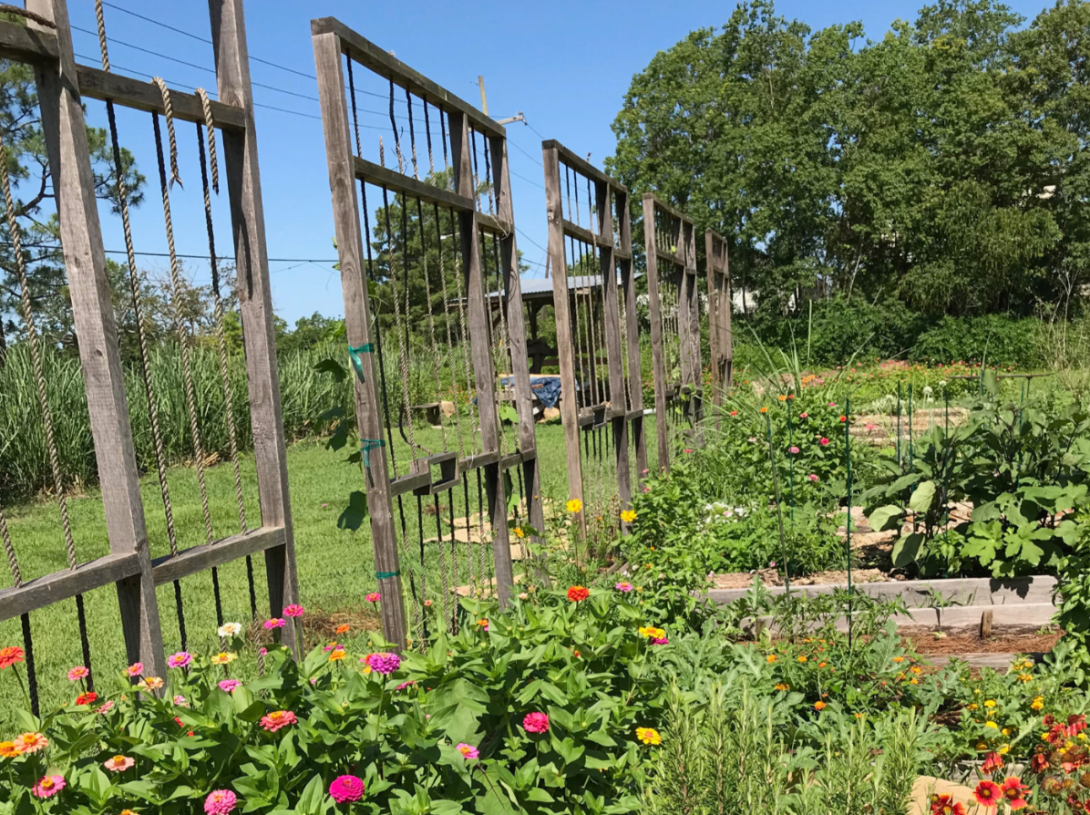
606 0 1090 321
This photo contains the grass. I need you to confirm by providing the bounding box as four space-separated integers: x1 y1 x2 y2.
0 417 660 718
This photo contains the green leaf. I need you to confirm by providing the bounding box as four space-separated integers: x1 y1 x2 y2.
892 532 924 567
867 505 903 531
314 357 347 383
908 481 936 515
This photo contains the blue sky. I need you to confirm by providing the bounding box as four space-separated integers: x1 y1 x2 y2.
62 0 1054 327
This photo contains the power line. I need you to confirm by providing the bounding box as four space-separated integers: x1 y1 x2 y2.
510 169 546 191
515 226 547 255
509 137 544 168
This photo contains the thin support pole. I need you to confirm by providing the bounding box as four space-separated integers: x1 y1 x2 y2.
845 396 854 652
764 413 790 593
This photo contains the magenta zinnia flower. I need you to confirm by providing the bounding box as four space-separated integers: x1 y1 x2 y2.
204 789 238 814
651 637 669 645
283 604 305 618
523 712 550 733
260 710 297 732
329 774 365 803
363 652 401 675
219 679 241 693
808 473 819 482
615 581 633 592
125 662 143 677
366 592 381 603
263 618 286 630
819 437 830 446
32 775 65 798
167 651 192 669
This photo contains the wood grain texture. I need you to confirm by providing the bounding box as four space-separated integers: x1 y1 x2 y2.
354 156 474 212
151 527 285 585
29 0 166 677
77 65 246 130
0 19 57 63
642 194 670 473
311 18 504 140
596 180 631 518
449 110 514 607
0 553 142 623
543 143 586 536
490 132 546 550
618 189 647 484
210 0 299 652
312 30 407 647
705 229 732 418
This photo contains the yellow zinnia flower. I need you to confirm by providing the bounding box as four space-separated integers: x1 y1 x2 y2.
620 509 637 523
636 727 661 745
210 652 237 665
1031 697 1044 711
566 498 583 514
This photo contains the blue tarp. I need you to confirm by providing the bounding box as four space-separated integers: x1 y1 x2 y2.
500 376 563 409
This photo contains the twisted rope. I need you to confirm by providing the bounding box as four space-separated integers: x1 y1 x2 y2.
152 78 182 188
405 86 419 180
153 111 213 548
195 88 219 194
423 101 436 177
97 0 186 649
388 80 404 174
416 199 446 450
0 138 78 570
94 0 111 70
196 120 246 533
0 4 55 28
0 499 21 587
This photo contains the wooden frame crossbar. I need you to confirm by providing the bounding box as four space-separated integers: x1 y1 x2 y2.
705 229 732 420
313 18 543 647
642 193 702 472
543 140 644 536
0 0 299 685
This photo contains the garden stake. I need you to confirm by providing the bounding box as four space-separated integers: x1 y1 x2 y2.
896 381 902 469
786 403 795 524
845 396 854 652
942 388 951 578
908 384 916 533
764 412 791 592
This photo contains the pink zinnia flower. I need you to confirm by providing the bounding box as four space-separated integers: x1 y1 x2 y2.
95 700 115 715
219 679 241 693
167 652 192 669
523 712 550 733
329 775 365 803
67 666 88 682
363 652 401 675
258 647 268 656
748 436 757 443
260 710 297 732
125 662 143 677
808 474 819 482
396 679 417 691
283 604 305 618
615 581 634 592
32 775 65 798
263 618 285 630
173 695 188 706
788 446 800 454
457 742 480 760
366 592 381 603
799 412 809 419
683 448 693 454
103 755 135 772
204 789 238 814
651 637 669 645
819 437 830 446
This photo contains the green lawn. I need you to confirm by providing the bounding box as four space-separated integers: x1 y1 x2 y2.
0 417 660 716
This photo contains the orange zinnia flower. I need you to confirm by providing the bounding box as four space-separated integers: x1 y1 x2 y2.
14 732 47 754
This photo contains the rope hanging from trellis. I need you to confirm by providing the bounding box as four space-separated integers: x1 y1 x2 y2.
194 92 259 630
96 0 188 649
0 133 94 693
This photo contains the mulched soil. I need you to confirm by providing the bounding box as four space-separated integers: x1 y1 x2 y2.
300 607 382 641
904 628 1062 657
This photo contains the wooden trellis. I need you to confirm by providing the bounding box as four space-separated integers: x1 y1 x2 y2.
542 141 645 536
313 17 544 649
642 194 702 472
0 0 298 710
705 228 732 419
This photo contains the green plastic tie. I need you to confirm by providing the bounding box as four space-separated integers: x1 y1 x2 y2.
359 437 385 468
375 570 400 579
348 343 375 382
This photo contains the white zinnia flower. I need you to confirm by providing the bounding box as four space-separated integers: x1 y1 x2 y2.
218 622 243 638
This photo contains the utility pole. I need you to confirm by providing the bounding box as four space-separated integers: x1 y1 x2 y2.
477 75 526 126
